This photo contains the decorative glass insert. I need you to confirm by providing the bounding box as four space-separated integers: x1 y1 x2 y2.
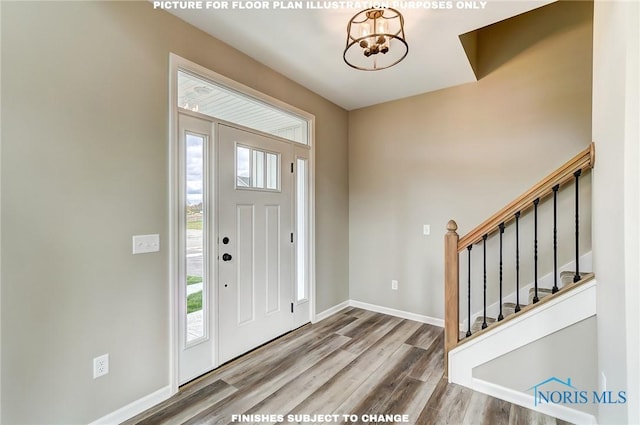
236 146 250 188
266 153 278 190
253 150 265 189
236 145 280 191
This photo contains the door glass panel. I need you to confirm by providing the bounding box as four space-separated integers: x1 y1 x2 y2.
186 133 205 342
236 145 280 191
253 150 265 188
296 158 308 301
266 153 278 190
236 146 250 187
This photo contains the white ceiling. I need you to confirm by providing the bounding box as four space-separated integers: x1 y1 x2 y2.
166 0 554 110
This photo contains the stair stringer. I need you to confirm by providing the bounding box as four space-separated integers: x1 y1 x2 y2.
448 279 597 424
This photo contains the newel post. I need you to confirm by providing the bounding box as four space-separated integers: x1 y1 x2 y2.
444 220 459 378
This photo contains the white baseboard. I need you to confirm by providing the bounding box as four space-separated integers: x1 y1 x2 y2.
88 385 173 425
471 378 597 425
313 299 444 327
313 300 350 323
349 300 444 327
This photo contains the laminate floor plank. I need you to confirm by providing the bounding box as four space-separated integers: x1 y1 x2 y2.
128 310 575 425
508 404 571 425
460 391 491 425
324 343 417 423
461 391 511 425
404 323 443 351
226 331 345 388
340 315 403 355
241 349 357 424
337 311 389 338
140 380 238 425
483 396 512 425
406 333 444 382
341 307 359 315
122 380 236 425
219 318 354 387
183 333 350 425
345 345 429 420
342 307 375 318
389 374 441 424
415 379 473 425
192 314 352 393
317 314 360 335
285 319 422 421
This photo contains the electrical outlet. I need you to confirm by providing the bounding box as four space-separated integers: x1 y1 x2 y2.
392 280 398 290
93 354 109 379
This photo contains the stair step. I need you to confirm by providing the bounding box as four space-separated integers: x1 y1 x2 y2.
561 271 575 286
561 270 590 286
459 272 595 340
502 302 528 318
470 316 496 333
528 287 553 304
528 287 552 295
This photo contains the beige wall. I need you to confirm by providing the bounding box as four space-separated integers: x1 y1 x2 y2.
348 1 593 320
0 1 348 423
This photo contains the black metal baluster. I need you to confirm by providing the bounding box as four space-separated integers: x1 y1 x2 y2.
515 211 521 313
533 198 540 303
574 170 582 282
482 234 488 329
498 223 505 321
552 184 559 293
466 245 472 337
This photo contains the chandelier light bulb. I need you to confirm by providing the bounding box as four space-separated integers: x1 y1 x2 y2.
343 7 408 71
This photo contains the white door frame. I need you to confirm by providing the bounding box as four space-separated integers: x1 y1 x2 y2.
168 53 316 393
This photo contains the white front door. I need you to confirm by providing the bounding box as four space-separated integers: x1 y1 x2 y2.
218 124 295 364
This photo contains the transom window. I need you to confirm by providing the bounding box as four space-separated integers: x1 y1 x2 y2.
178 70 309 145
236 145 280 191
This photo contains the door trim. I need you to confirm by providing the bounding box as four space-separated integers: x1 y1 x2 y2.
168 54 316 393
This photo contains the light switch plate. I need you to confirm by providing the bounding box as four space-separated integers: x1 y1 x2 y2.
423 225 431 235
132 234 160 254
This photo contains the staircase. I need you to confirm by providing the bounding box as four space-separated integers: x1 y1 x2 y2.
467 270 591 334
443 143 597 423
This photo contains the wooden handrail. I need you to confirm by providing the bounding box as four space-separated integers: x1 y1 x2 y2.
457 142 595 252
444 142 595 377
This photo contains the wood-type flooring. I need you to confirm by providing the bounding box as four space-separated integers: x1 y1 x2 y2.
125 308 572 425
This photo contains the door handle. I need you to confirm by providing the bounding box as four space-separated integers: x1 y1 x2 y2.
222 253 233 262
